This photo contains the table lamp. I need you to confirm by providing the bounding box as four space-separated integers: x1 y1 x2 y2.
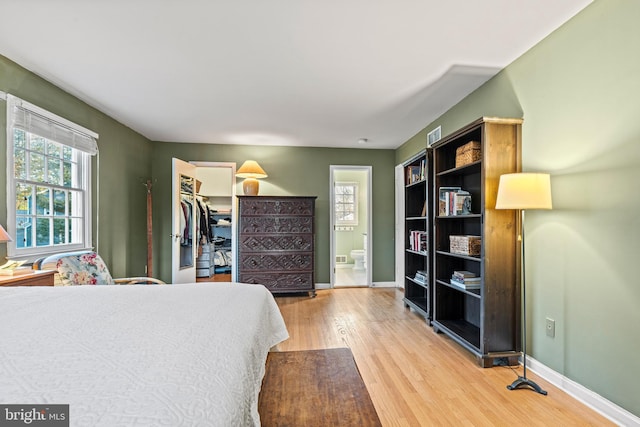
0 224 12 244
236 160 268 195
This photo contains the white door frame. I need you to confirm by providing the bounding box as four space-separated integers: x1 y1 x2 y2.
190 161 238 281
329 165 372 288
395 163 405 288
171 158 197 284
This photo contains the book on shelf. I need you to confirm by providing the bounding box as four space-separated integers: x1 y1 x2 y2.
453 270 477 280
413 272 427 284
438 187 472 216
450 275 480 283
453 191 472 215
408 230 428 253
451 276 480 284
449 278 481 290
438 186 460 216
450 270 480 290
414 270 428 283
406 159 426 185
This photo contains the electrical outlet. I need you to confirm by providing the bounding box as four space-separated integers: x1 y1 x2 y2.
545 317 556 338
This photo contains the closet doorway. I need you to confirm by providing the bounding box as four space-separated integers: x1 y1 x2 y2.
191 161 237 282
330 165 372 288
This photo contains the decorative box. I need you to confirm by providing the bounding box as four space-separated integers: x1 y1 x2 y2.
455 141 481 167
449 235 481 256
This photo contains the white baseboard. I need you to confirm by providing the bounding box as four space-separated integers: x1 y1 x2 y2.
315 282 396 289
371 281 396 288
527 355 639 426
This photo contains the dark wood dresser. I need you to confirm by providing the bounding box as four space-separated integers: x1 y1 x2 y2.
238 196 316 296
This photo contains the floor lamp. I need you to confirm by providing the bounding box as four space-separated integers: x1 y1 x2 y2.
496 173 552 395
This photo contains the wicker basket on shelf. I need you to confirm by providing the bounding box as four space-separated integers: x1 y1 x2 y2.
455 141 481 167
449 235 481 256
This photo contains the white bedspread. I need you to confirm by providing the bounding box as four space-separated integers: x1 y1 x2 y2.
0 282 289 426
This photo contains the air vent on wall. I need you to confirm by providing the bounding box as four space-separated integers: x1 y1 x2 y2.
335 255 348 264
427 125 441 146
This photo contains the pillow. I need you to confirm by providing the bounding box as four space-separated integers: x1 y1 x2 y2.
56 252 116 286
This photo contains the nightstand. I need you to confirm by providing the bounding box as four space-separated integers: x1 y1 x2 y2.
0 270 55 287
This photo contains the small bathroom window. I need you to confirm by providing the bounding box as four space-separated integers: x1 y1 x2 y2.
334 182 358 226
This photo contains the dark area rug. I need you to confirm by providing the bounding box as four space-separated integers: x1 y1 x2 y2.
259 348 382 427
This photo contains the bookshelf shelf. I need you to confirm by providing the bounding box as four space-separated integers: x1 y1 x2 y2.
435 213 482 220
435 279 482 298
435 250 481 262
433 318 481 351
406 249 428 256
404 297 429 318
406 276 429 289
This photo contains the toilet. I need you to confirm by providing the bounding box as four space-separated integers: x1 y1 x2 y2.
350 249 366 271
350 234 367 271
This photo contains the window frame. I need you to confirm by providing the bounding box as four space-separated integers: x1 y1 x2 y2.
334 181 359 226
6 95 95 260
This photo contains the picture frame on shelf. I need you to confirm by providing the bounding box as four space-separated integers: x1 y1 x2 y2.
454 191 472 215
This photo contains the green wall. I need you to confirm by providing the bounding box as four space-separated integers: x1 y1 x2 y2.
150 143 395 284
396 0 640 416
0 55 153 278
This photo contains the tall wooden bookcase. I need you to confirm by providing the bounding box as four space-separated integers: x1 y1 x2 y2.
403 150 433 321
431 117 522 367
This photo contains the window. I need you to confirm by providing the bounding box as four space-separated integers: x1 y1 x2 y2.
6 95 98 259
334 182 358 225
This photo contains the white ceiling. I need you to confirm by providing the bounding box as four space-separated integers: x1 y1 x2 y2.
0 0 591 149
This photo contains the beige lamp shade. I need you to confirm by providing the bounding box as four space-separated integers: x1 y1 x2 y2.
495 173 552 210
0 224 12 243
236 160 268 179
236 160 268 195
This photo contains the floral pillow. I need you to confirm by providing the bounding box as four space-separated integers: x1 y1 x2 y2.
56 252 116 286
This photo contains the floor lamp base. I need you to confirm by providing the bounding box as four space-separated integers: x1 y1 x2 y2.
507 376 548 395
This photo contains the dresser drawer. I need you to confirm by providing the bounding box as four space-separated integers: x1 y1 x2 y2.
239 272 314 292
239 198 314 216
239 216 313 234
239 253 313 272
239 234 313 252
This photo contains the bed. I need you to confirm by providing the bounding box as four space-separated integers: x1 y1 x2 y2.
0 282 289 426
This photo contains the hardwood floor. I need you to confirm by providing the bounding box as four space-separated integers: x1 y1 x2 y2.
273 288 614 427
196 273 231 282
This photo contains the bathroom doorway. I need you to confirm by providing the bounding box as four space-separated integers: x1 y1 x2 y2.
330 165 372 288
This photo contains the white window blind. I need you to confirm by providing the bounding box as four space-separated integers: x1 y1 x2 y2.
8 95 98 155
